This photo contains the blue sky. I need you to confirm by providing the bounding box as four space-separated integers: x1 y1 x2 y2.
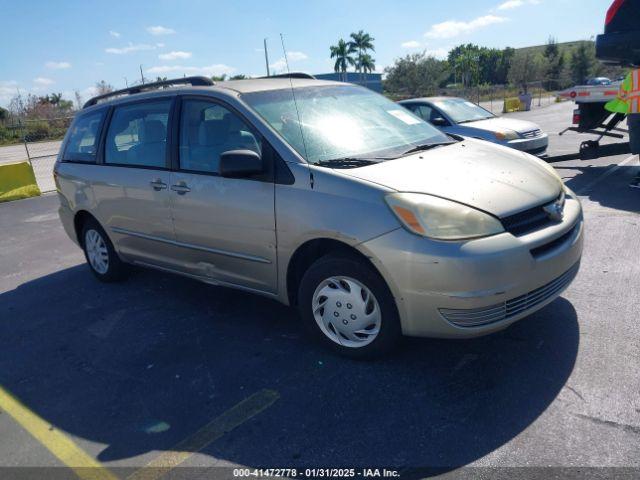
1 0 612 107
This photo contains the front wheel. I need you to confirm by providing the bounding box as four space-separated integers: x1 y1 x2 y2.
298 254 402 358
81 219 128 282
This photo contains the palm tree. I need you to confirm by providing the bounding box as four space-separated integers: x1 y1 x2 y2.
330 39 356 81
359 54 376 85
349 30 375 83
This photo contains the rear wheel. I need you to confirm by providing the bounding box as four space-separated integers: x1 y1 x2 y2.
81 219 128 282
298 254 401 358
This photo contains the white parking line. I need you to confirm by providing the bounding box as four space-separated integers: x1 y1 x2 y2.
576 155 637 195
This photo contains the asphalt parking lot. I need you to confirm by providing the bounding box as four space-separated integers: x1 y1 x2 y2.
0 101 639 479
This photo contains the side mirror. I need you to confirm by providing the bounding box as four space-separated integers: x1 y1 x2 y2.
219 150 264 178
431 117 449 127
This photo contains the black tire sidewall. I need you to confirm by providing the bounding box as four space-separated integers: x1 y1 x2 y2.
298 254 402 358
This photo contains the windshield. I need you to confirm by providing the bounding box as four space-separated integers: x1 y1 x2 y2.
242 85 449 164
432 98 495 124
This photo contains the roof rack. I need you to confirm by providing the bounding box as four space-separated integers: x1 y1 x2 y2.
260 72 316 80
83 76 215 108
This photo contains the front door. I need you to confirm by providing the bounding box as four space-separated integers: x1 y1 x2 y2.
168 98 277 294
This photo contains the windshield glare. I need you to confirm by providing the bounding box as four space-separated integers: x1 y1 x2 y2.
242 85 449 164
432 98 495 124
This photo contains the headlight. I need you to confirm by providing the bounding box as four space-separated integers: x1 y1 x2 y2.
385 193 505 240
494 129 520 141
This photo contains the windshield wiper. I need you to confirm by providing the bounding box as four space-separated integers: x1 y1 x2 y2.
315 157 380 168
399 142 454 157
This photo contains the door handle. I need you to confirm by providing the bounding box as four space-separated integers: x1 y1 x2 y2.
150 179 167 191
170 183 191 195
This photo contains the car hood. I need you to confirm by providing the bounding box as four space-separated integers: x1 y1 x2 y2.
342 139 561 218
460 117 540 134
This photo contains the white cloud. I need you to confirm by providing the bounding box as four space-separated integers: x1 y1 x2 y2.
147 64 236 77
425 47 450 60
425 15 508 39
147 25 175 36
497 0 524 9
109 30 121 38
45 61 71 70
497 0 541 9
33 77 54 86
269 51 308 73
286 51 308 62
105 43 155 54
0 80 18 105
158 51 192 60
156 43 165 48
401 40 422 49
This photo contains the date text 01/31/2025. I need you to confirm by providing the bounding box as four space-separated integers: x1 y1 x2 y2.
233 468 400 477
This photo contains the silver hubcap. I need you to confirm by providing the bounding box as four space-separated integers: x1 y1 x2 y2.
85 229 109 274
312 276 381 348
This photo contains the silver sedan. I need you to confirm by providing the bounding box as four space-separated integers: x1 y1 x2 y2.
399 97 549 157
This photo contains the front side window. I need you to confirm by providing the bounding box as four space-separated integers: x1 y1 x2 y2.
63 111 105 163
179 99 261 173
105 100 171 167
431 98 495 124
242 85 449 164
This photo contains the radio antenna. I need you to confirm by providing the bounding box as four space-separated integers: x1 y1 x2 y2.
280 33 310 167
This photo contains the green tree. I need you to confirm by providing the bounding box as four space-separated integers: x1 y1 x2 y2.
543 37 566 90
358 54 376 86
211 74 227 82
508 50 545 93
348 30 375 83
0 106 8 122
570 42 596 84
384 53 449 97
330 39 356 81
229 74 248 80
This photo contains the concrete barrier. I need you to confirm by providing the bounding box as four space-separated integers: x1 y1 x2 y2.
0 162 42 203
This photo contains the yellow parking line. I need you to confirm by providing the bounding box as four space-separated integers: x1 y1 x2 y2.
0 385 118 480
128 388 279 480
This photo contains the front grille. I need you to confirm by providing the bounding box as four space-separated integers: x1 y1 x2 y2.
501 203 554 236
439 262 580 327
521 128 542 138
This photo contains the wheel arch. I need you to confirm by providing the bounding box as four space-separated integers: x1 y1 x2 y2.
73 210 99 247
286 238 385 306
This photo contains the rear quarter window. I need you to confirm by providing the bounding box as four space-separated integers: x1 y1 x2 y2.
63 110 105 163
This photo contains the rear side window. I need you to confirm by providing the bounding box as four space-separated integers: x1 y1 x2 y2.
63 111 105 163
105 100 171 168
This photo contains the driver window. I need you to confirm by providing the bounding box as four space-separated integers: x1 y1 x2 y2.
414 105 434 122
179 100 261 173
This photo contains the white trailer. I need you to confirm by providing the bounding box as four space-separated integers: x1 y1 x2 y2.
557 83 628 155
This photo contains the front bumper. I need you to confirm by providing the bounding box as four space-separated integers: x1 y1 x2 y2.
506 133 549 157
359 196 583 338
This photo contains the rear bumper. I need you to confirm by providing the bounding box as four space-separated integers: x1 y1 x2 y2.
596 32 640 67
359 196 583 338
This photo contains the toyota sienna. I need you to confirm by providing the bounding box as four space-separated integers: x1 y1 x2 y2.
54 76 583 358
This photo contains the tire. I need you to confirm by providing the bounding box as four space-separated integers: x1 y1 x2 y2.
298 253 402 359
81 218 128 282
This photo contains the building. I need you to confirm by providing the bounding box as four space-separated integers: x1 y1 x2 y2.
314 72 383 93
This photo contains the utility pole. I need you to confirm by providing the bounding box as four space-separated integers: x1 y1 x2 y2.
124 77 128 88
139 65 145 84
264 38 270 77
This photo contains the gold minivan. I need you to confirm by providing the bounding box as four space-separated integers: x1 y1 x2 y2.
55 76 583 358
